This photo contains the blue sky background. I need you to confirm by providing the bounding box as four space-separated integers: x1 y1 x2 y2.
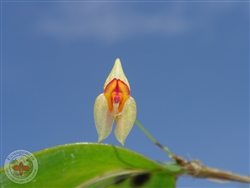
1 1 249 187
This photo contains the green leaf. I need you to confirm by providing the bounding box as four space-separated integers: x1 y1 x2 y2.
0 143 180 187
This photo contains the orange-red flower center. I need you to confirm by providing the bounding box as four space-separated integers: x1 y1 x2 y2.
104 78 130 112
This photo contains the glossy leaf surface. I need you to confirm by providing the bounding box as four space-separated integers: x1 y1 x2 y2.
0 143 179 187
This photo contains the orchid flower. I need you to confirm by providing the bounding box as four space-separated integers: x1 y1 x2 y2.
94 58 136 146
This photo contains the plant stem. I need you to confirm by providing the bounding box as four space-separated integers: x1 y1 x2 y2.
135 119 175 160
135 121 250 184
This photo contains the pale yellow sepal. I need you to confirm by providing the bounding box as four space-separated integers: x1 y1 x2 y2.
94 94 114 143
104 58 130 90
115 97 136 146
